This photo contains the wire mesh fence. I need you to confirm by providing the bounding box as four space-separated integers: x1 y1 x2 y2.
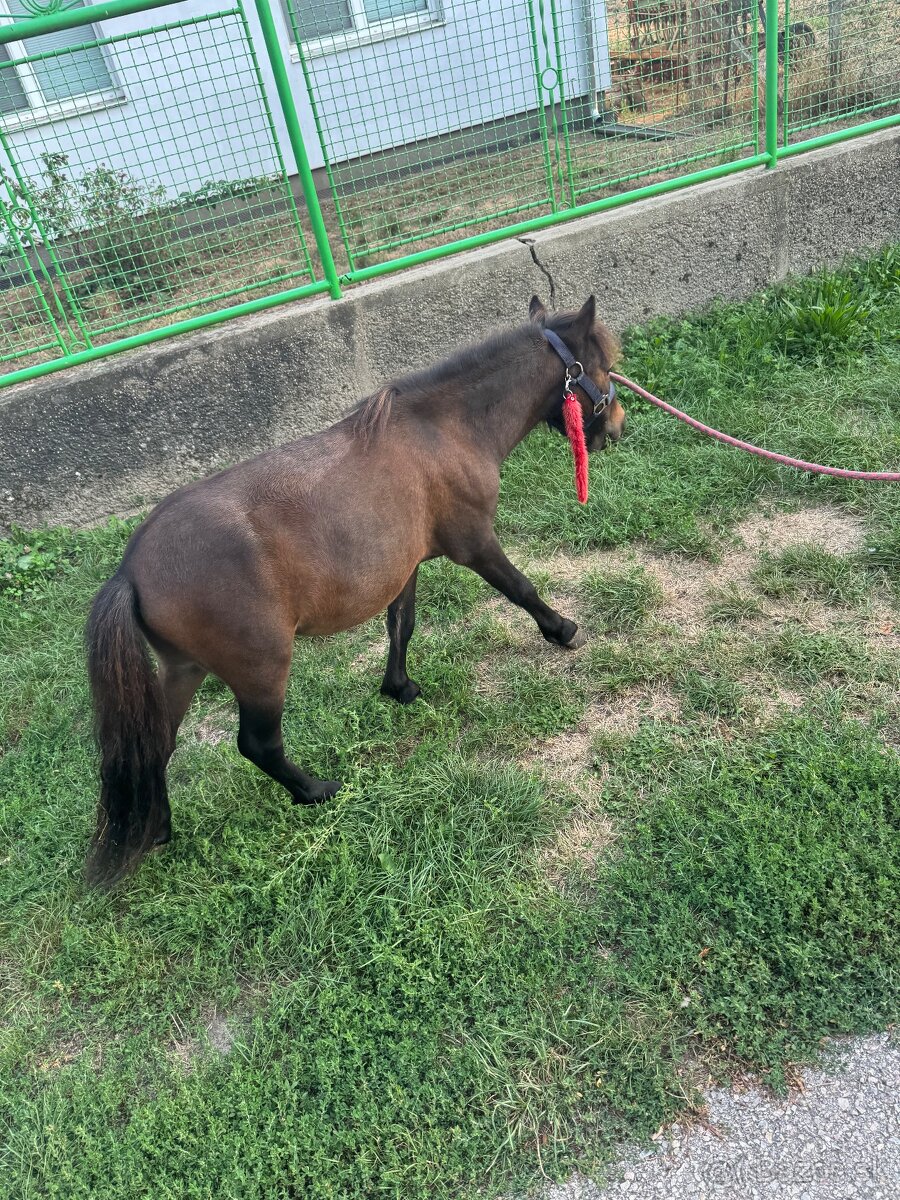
0 0 317 373
0 0 896 386
781 0 900 143
292 0 770 272
287 0 564 269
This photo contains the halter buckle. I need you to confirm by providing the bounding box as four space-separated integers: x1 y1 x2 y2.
564 364 583 393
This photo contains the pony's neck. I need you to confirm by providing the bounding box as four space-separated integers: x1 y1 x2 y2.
466 338 564 461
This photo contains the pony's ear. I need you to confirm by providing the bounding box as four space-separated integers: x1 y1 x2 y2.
529 295 547 325
570 295 596 337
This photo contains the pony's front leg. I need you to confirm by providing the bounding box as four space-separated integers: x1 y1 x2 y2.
460 536 585 649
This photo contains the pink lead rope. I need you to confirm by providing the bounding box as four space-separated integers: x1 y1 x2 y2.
610 372 900 483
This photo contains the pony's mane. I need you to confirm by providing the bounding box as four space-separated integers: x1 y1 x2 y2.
351 384 399 442
349 313 618 442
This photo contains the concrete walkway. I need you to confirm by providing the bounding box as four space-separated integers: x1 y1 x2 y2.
546 1034 899 1200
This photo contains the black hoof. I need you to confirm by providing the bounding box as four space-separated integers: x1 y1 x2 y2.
152 826 171 847
380 678 422 705
292 779 342 805
546 619 586 649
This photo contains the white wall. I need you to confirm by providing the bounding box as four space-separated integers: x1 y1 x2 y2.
300 0 613 167
1 0 612 196
3 0 308 198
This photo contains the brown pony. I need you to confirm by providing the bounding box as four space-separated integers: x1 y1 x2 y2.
85 295 625 886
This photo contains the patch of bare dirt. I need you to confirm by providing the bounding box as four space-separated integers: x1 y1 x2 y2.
728 505 866 560
206 1013 235 1055
36 1033 85 1073
862 607 900 647
525 689 680 777
169 1008 236 1074
522 721 597 791
539 808 617 892
752 684 808 718
524 689 680 891
589 687 682 737
189 706 236 746
641 506 866 629
536 506 868 636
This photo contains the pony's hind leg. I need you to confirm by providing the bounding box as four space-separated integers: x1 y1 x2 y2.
236 700 341 805
155 656 207 846
205 617 340 805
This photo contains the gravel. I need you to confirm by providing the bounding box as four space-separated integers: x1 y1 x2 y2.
543 1033 900 1200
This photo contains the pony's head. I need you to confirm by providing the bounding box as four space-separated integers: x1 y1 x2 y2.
529 295 626 451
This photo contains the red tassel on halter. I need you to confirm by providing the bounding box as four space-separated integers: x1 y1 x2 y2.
562 391 589 504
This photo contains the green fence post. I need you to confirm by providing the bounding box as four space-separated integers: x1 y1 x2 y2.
0 130 93 352
527 0 559 212
765 0 779 166
781 0 790 150
252 0 341 298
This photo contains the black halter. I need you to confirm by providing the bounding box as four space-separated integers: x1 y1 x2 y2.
542 328 615 437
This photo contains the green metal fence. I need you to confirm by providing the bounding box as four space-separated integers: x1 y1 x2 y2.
0 0 896 388
292 0 768 274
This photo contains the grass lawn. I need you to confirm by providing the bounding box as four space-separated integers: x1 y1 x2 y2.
1 247 899 1199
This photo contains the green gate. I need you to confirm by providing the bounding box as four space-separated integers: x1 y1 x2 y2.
286 0 772 278
286 0 580 274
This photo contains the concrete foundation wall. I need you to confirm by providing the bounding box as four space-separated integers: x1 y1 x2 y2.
2 127 898 532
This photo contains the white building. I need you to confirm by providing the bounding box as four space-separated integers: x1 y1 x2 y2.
0 0 614 199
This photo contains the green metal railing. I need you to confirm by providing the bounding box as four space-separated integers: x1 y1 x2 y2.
0 0 337 388
0 0 896 389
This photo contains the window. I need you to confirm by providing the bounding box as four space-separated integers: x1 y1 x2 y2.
0 0 120 127
284 0 438 57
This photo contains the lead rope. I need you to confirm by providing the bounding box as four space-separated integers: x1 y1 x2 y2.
610 372 900 482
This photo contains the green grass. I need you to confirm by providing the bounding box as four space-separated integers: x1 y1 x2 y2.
705 584 765 624
753 544 872 606
578 564 662 631
2 248 900 1200
678 668 746 718
497 244 900 556
760 627 890 686
586 636 684 693
597 713 900 1086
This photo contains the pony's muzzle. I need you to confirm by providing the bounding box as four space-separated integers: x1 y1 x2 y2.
603 396 626 445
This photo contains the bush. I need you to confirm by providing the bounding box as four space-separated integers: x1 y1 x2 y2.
1 153 182 303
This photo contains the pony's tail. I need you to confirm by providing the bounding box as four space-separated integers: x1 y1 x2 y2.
84 574 172 888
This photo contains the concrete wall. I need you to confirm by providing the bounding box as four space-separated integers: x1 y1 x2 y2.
1 126 898 532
